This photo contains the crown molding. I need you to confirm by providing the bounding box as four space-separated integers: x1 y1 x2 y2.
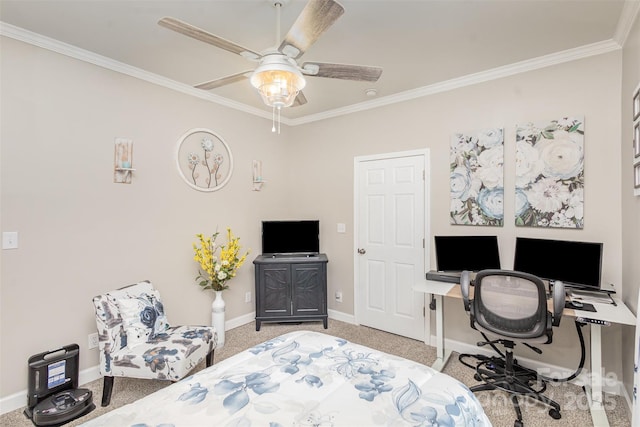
0 22 278 123
614 0 640 46
289 39 622 126
1 21 622 128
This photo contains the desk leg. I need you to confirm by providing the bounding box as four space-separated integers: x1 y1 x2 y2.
584 324 609 427
430 294 452 372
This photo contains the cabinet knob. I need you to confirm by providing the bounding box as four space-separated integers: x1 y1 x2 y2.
357 248 366 255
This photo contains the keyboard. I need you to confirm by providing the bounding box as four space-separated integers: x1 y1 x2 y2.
426 271 462 283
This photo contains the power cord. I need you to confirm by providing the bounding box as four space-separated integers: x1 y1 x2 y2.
542 320 586 383
458 319 586 383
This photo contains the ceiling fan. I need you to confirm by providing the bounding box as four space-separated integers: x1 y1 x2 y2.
158 0 382 112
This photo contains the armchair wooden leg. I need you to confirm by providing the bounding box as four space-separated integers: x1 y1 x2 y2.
206 350 214 367
101 376 114 407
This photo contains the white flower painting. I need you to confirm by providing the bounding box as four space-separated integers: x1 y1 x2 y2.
450 128 504 226
515 117 584 228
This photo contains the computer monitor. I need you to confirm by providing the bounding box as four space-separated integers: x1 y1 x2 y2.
434 235 501 272
513 237 603 290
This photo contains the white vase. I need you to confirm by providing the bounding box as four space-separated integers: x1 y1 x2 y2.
212 290 225 348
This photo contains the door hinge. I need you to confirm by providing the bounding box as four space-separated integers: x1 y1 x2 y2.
423 306 426 317
423 238 425 248
422 169 425 180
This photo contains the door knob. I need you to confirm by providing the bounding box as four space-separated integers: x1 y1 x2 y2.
357 248 366 255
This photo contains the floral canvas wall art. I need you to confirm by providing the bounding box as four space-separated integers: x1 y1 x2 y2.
515 116 584 228
450 128 504 226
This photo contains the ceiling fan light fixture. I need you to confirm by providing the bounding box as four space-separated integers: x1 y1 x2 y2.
250 55 306 108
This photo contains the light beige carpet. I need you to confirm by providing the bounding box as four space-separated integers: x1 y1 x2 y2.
1 320 631 426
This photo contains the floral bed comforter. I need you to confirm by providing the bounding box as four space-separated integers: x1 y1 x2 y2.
82 330 492 426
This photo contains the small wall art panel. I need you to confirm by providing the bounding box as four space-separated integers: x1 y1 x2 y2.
450 128 504 226
515 116 584 228
175 128 233 192
633 82 640 197
114 138 134 184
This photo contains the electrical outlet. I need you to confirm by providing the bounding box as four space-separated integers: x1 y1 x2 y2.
335 291 343 303
88 333 99 349
245 291 252 303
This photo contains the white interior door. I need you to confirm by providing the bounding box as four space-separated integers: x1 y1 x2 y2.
354 150 429 341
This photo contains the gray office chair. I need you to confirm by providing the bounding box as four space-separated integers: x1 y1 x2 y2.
460 269 565 427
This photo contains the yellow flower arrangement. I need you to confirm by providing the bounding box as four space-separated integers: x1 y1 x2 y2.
193 228 250 292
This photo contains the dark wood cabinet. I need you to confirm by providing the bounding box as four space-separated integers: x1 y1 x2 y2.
253 254 328 331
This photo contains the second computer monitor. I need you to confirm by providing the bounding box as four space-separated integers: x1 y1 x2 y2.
513 237 603 290
434 235 501 272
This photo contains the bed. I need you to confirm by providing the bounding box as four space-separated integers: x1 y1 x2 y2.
82 330 492 426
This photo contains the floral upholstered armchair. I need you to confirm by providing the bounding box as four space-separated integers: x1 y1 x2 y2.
92 280 217 406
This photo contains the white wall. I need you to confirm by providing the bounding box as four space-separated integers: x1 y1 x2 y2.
1 32 633 404
0 37 292 398
284 52 625 378
620 12 640 398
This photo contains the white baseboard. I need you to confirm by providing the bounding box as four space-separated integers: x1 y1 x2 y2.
225 311 256 331
327 309 356 325
1 311 356 414
0 365 102 415
6 312 625 416
622 383 634 421
0 390 27 415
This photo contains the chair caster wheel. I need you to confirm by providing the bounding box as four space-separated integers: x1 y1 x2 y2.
474 373 482 381
514 420 523 427
549 408 561 419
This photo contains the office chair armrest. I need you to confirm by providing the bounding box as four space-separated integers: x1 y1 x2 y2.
552 280 565 327
460 270 471 312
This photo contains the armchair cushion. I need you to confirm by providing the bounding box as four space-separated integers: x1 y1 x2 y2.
117 289 169 348
93 280 217 381
107 325 214 381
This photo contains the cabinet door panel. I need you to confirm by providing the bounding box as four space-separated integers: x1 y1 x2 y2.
292 264 325 314
262 266 292 316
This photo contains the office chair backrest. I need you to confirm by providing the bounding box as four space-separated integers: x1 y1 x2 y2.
461 269 564 343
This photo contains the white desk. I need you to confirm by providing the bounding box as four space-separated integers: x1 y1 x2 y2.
413 279 636 427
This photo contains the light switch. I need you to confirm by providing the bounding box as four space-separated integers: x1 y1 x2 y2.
2 232 18 249
337 223 346 233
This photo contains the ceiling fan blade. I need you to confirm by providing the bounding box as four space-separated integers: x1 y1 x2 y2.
301 62 383 82
278 0 345 60
194 71 252 90
292 91 308 107
159 17 261 61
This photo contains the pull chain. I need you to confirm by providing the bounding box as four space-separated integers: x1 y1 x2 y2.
272 106 276 133
271 106 282 134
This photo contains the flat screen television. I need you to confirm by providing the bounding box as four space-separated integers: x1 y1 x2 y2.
261 220 320 255
513 237 603 290
434 235 501 272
